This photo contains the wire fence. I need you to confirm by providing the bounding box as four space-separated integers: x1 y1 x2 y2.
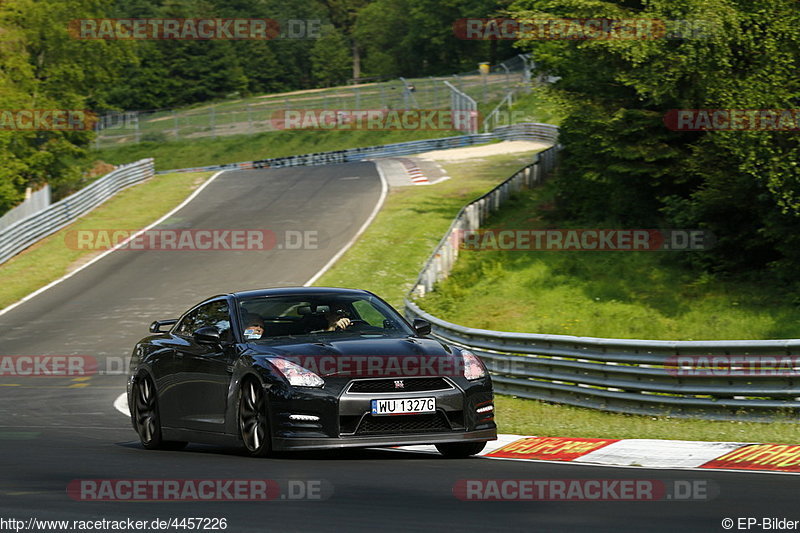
93 55 532 148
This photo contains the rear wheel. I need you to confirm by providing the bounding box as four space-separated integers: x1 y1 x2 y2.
132 376 187 451
435 441 487 458
238 379 271 457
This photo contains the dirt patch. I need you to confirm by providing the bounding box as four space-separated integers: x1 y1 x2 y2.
417 140 551 162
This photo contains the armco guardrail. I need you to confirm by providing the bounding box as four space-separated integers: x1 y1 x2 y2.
0 159 154 265
158 122 560 174
408 139 559 297
0 124 554 265
403 134 800 421
405 300 800 421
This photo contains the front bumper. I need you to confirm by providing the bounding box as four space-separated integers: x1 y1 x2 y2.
272 428 496 451
266 375 497 451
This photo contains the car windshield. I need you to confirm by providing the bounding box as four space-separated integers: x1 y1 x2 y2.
237 293 415 341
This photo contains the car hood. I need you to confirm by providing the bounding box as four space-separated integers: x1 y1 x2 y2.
246 336 463 378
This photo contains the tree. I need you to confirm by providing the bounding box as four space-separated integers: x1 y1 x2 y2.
310 25 351 86
0 0 134 211
510 0 800 280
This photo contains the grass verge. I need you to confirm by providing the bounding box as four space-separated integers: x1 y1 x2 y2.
315 149 800 443
506 86 566 126
94 128 459 171
417 182 800 340
314 151 543 309
0 171 213 311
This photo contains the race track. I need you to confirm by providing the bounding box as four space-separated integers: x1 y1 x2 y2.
0 162 795 532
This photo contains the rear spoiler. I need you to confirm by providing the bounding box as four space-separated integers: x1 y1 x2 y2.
149 319 178 333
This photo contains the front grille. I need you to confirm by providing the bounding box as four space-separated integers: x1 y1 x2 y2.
355 411 451 435
347 377 452 394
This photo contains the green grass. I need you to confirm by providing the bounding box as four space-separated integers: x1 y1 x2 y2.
315 151 545 309
314 148 800 442
506 85 567 126
94 71 519 152
416 182 800 340
94 128 460 171
98 71 516 139
0 171 212 310
496 395 799 444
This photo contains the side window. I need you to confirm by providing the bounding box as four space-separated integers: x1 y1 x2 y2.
194 301 232 340
175 309 198 337
175 301 231 340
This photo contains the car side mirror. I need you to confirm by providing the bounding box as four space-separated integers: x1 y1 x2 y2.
194 326 221 344
150 319 177 333
413 318 431 336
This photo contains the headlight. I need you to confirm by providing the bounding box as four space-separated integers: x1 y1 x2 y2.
271 359 324 387
461 349 486 380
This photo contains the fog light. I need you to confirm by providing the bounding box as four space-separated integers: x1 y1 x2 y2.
476 405 494 414
289 414 320 422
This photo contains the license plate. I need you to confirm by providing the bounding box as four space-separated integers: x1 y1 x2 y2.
371 397 436 416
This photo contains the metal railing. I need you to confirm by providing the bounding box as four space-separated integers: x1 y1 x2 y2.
94 55 533 148
158 122 561 174
0 124 559 264
0 185 51 232
444 81 478 134
0 159 154 265
483 91 514 133
403 131 800 421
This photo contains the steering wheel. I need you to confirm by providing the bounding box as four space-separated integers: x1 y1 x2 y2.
336 319 369 330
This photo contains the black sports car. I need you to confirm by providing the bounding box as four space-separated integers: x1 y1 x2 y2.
127 287 496 457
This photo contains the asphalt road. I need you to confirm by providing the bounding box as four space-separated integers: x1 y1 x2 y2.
0 163 796 532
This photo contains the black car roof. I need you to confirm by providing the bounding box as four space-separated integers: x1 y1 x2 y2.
229 287 373 299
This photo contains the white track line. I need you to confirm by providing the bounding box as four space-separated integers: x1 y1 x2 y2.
114 164 388 417
114 392 130 416
2 170 228 418
54 168 800 479
303 161 388 286
0 170 227 318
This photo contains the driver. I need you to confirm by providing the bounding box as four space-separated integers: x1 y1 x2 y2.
242 315 265 340
323 307 351 331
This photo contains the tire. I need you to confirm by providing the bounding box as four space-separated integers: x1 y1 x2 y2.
238 379 271 457
132 375 187 451
435 441 487 458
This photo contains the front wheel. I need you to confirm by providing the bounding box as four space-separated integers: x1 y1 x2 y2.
435 441 487 458
238 379 271 457
132 376 187 451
